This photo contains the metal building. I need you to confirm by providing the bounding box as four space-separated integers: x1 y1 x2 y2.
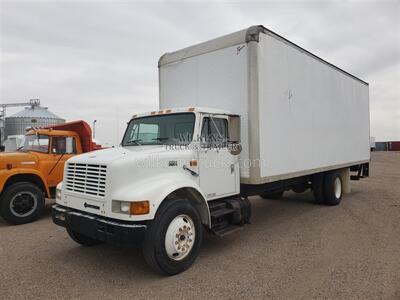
4 105 65 137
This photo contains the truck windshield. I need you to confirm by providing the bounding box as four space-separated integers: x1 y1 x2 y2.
122 113 195 146
19 134 50 153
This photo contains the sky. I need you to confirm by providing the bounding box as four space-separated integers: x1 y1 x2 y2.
1 0 399 146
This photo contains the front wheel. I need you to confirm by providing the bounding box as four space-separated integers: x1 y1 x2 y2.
142 199 203 275
0 182 45 225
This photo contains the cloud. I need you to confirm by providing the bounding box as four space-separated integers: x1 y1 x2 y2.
1 0 399 144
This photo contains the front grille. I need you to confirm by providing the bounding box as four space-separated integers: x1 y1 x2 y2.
65 163 107 197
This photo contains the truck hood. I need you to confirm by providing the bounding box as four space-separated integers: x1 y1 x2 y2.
0 152 38 169
66 145 172 165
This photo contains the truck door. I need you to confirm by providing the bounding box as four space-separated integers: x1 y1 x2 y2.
198 115 239 200
47 136 77 187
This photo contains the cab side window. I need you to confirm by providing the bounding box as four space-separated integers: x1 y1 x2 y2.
52 137 77 154
201 117 228 146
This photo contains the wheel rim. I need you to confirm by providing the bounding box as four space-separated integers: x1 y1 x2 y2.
9 191 38 217
165 214 195 261
334 177 342 199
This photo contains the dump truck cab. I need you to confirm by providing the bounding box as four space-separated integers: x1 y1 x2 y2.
0 121 99 225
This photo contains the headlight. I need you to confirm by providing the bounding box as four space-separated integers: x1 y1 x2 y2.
56 188 62 200
112 200 150 215
120 202 130 213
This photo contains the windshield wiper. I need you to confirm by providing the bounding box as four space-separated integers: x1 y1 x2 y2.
127 139 142 145
152 137 170 141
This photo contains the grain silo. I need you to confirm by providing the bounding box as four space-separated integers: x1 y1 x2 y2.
4 105 65 137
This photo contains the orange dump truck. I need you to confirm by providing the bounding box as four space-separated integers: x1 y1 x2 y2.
0 120 101 225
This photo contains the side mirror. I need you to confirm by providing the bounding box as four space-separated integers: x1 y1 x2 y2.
228 143 242 155
228 115 241 155
228 115 240 143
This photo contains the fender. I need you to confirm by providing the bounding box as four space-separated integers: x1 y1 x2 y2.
0 168 51 198
111 172 210 225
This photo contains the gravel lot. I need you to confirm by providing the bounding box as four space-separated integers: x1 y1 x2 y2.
1 152 399 299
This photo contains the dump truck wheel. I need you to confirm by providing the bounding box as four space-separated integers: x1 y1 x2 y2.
142 199 203 275
66 226 103 246
323 171 343 206
260 191 284 199
0 182 44 225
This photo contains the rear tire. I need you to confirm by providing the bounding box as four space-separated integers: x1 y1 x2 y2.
323 171 343 206
0 182 45 225
260 191 284 200
142 199 203 275
66 226 103 246
312 173 325 204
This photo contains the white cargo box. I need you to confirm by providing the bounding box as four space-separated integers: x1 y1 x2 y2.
159 25 370 185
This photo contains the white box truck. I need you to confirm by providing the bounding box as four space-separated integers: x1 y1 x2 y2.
53 25 370 275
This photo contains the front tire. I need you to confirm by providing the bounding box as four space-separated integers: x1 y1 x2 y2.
142 199 203 275
0 182 45 225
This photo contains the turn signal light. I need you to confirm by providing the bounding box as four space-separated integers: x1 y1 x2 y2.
190 159 197 167
130 201 150 215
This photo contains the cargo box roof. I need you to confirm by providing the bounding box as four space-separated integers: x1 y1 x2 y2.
159 25 368 86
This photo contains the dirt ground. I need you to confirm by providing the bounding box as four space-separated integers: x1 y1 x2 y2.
0 152 399 299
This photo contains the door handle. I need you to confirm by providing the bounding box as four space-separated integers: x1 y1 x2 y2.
230 164 235 174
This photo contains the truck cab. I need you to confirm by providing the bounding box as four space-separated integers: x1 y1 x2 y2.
53 108 248 274
0 121 99 225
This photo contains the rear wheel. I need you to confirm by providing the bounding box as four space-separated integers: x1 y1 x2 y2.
323 171 343 206
312 173 325 204
0 182 45 225
66 226 103 246
142 199 203 275
260 191 284 200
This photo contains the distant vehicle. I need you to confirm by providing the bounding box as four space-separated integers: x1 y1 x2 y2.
370 137 376 151
53 25 370 275
0 120 101 225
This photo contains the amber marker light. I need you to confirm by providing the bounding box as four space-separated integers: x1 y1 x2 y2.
130 201 150 215
150 111 156 115
165 109 172 113
188 107 195 112
190 159 197 167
